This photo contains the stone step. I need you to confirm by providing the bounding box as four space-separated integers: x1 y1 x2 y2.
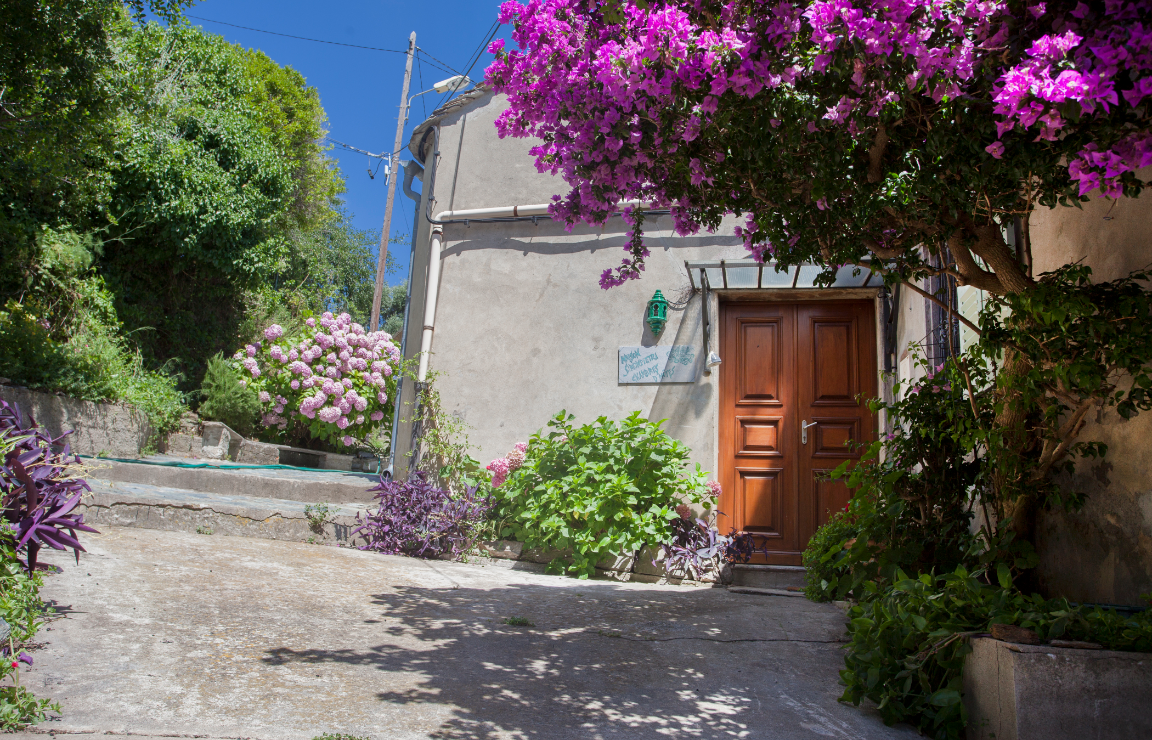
84 456 380 505
79 479 373 545
730 564 807 590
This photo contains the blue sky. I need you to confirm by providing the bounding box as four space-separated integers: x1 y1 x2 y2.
152 1 514 284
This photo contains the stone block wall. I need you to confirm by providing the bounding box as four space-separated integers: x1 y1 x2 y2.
0 384 152 458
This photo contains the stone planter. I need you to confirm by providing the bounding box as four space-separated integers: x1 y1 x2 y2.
962 636 1152 740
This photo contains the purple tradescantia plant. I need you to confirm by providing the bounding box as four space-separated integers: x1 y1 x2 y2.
659 509 762 578
0 400 98 573
354 472 490 560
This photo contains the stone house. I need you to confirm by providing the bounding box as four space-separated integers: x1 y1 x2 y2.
390 86 1151 606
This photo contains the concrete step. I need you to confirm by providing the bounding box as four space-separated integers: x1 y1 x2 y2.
80 479 372 545
730 564 807 590
85 455 380 504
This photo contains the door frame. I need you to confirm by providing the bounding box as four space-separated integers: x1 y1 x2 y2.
713 290 882 564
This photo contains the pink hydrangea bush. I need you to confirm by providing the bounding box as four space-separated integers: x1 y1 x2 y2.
231 312 401 446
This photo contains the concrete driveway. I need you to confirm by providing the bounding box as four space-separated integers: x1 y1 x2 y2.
16 527 917 740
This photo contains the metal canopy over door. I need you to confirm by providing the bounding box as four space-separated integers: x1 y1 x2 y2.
718 301 877 565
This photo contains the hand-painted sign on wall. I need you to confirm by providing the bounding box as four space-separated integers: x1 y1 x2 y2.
618 345 698 384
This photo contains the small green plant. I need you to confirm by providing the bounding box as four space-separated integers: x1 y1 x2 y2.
491 410 713 578
0 529 59 729
198 353 261 439
503 616 534 627
195 526 213 535
304 502 332 534
406 368 488 495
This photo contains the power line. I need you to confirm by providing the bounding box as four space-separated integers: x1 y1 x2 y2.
432 21 499 111
184 15 460 75
416 47 463 77
325 137 387 159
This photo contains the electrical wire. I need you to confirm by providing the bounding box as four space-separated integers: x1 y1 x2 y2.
416 47 464 77
326 136 387 159
184 15 460 76
431 20 499 111
416 53 428 121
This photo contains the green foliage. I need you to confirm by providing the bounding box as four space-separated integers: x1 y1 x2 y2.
0 529 58 729
0 296 186 436
503 616 534 627
978 265 1152 505
840 567 1152 740
801 511 857 602
492 411 711 577
198 354 260 438
379 281 408 336
304 503 332 533
800 263 1152 738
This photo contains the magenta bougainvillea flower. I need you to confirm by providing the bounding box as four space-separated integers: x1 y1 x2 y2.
487 0 1151 287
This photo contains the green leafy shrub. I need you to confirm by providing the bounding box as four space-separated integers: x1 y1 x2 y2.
198 353 261 438
490 411 712 577
840 567 1152 740
801 511 858 601
0 296 186 436
803 354 1037 603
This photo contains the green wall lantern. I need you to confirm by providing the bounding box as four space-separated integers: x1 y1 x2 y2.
646 290 669 336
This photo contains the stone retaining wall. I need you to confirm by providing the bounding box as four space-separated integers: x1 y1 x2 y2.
475 540 726 584
0 384 152 458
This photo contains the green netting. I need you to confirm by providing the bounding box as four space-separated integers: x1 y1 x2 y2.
78 455 378 474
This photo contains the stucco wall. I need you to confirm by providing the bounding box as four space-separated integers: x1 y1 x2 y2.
396 91 748 478
1027 182 1152 606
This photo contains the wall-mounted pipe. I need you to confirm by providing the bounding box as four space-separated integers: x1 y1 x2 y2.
416 226 444 382
402 159 424 202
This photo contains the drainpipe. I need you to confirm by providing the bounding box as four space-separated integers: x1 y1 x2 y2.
416 226 444 382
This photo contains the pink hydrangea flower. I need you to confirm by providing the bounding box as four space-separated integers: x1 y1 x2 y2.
318 406 342 424
707 480 722 497
264 324 284 341
290 380 300 390
258 391 271 403
342 435 354 446
370 411 384 421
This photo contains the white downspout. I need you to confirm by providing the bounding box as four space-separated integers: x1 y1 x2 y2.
432 199 649 222
416 226 443 382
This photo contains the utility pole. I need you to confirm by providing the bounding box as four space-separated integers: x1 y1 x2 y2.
370 31 416 334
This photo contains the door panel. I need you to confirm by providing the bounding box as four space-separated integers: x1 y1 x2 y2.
735 467 785 537
738 318 785 405
796 302 876 547
719 300 876 565
719 307 796 558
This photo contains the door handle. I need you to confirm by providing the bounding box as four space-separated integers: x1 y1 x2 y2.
802 420 818 445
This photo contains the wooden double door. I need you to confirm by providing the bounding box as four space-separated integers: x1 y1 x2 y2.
718 301 877 565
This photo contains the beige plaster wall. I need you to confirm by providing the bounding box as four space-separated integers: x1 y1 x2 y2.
396 92 746 478
1027 179 1152 605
